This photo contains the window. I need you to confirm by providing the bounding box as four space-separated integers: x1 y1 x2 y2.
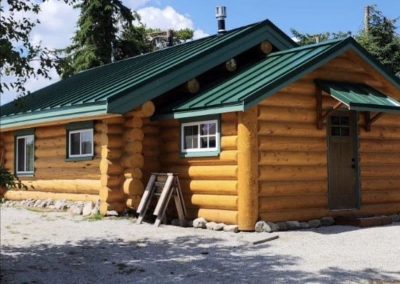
330 116 350 137
68 129 93 158
16 135 35 175
181 120 219 154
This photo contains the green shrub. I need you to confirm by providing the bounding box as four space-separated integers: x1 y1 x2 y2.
0 166 26 190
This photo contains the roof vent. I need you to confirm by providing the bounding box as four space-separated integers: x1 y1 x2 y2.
215 6 227 34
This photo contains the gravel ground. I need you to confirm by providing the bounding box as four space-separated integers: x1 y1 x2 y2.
1 206 399 284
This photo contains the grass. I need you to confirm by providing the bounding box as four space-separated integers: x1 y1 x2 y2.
86 213 104 222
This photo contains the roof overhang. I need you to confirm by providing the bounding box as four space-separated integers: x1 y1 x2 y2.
316 80 400 114
0 102 110 132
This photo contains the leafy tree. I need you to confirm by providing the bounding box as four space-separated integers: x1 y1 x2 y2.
291 29 351 45
0 0 60 96
146 28 194 50
356 5 400 75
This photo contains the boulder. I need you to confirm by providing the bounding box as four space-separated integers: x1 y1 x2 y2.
106 210 119 217
205 222 224 231
277 222 288 231
321 217 335 226
390 214 400 223
192 217 207 229
308 219 321 228
255 221 268 233
286 221 301 230
91 207 100 216
54 199 67 210
69 205 83 215
299 222 310 229
82 202 94 216
223 225 239 233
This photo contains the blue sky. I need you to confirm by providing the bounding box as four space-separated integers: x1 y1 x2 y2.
152 0 399 35
1 0 399 105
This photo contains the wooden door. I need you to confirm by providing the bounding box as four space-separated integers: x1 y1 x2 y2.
327 111 360 210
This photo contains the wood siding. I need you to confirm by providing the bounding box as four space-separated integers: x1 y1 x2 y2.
257 52 400 222
157 113 239 224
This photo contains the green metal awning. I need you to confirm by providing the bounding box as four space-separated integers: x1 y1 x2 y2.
317 81 400 114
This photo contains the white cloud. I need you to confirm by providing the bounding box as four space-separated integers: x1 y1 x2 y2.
126 0 151 10
138 6 209 39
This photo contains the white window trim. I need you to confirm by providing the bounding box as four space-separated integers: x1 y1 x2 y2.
16 135 35 175
181 119 219 153
68 128 94 158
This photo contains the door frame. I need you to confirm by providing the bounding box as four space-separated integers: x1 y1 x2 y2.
326 110 361 210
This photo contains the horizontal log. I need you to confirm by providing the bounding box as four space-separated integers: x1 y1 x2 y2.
360 126 400 140
35 137 65 148
143 148 160 157
260 208 328 222
100 174 124 187
360 152 400 165
143 138 159 148
142 125 159 135
123 141 143 154
197 208 238 225
280 81 316 95
221 136 237 150
306 69 383 88
179 180 237 195
99 186 125 203
259 165 327 181
34 169 100 180
259 194 327 211
258 105 316 123
123 129 144 142
123 117 143 129
98 133 124 148
100 147 123 160
4 190 99 202
160 150 237 165
120 154 144 169
259 92 315 109
95 123 124 135
259 136 327 152
34 158 100 169
370 114 400 127
259 180 327 197
104 117 125 125
361 178 400 191
323 57 366 72
100 159 124 175
221 112 237 122
221 122 237 136
359 139 400 153
35 148 67 158
167 165 238 179
122 178 144 196
258 122 325 138
22 179 101 194
361 165 400 178
99 201 125 214
362 190 400 205
259 151 326 166
124 168 143 180
35 127 65 138
185 194 238 210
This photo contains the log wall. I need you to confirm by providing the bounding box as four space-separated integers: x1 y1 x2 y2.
157 113 239 224
257 51 400 222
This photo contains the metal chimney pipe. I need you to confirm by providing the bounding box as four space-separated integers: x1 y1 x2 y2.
215 6 227 34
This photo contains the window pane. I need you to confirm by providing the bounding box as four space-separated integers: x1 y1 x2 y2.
81 131 93 155
25 136 34 172
184 125 198 149
331 116 340 125
17 138 25 172
70 133 81 155
341 127 350 136
331 127 341 136
200 137 208 148
340 116 349 126
209 136 216 148
200 123 209 135
208 123 216 135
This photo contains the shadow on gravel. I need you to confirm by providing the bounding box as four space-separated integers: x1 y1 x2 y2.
310 223 400 235
1 235 399 284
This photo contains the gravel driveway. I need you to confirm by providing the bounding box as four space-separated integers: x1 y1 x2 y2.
1 206 399 284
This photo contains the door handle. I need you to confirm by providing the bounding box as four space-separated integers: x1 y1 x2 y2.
351 158 356 169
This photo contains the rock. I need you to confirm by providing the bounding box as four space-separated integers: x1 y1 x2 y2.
390 214 400 223
267 222 279 232
308 219 321 228
299 222 310 229
255 221 268 233
192 217 207 229
69 205 83 215
106 210 119 217
286 221 301 230
82 202 93 216
45 199 54 207
54 199 67 210
277 222 288 231
321 217 335 226
33 200 42 207
48 205 55 210
205 222 224 231
223 225 239 233
91 207 99 216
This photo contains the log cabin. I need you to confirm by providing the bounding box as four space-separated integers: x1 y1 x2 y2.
1 18 400 231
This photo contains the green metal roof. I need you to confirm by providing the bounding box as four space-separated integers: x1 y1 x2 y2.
158 37 400 119
0 20 297 130
317 81 400 113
